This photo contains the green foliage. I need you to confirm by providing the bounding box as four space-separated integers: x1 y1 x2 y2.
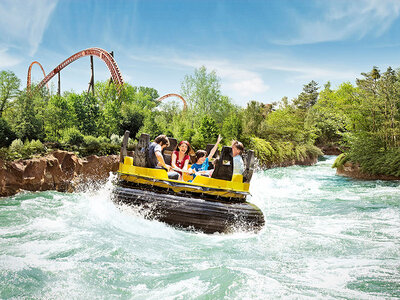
62 127 84 146
261 104 315 144
293 80 319 110
199 115 218 142
0 117 15 147
250 137 276 163
110 134 122 145
242 101 269 137
250 137 322 166
222 111 243 142
44 95 75 141
69 93 101 136
332 153 350 169
83 135 101 151
120 102 146 137
23 140 45 157
0 70 20 115
9 139 23 153
13 92 42 141
5 139 45 160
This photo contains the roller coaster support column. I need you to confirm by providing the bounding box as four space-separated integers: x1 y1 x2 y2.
108 51 114 85
87 55 95 96
58 71 61 96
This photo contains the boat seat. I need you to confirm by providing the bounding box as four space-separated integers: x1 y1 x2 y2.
134 133 150 167
243 150 255 183
163 137 177 166
211 146 233 181
205 144 219 170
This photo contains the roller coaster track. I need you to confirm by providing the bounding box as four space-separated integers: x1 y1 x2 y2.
27 47 124 92
27 61 49 91
157 93 187 111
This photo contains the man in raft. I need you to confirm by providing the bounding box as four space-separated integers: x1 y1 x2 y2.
148 135 179 180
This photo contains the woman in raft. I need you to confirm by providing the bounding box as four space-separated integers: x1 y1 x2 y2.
171 140 192 180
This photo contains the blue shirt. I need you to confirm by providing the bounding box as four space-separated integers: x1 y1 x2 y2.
191 157 209 172
190 158 210 180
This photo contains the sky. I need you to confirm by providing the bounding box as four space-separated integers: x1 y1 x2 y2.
1 0 400 107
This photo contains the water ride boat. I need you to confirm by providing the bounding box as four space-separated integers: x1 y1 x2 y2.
112 131 265 234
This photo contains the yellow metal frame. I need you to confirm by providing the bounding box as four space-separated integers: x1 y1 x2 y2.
117 156 250 198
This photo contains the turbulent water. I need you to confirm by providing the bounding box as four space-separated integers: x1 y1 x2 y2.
1 156 399 299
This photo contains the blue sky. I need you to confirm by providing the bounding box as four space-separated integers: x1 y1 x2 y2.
1 0 400 106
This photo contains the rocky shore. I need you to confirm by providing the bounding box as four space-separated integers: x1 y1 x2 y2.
336 161 400 181
261 156 319 169
0 150 119 197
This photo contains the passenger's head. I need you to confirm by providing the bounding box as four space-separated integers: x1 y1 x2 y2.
154 135 170 148
177 140 191 155
195 150 207 164
231 140 244 157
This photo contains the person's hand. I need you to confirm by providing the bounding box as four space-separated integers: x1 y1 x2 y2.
166 165 172 171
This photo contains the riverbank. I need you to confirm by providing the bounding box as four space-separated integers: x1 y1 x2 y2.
0 145 343 198
0 150 119 197
1 150 322 197
336 161 400 181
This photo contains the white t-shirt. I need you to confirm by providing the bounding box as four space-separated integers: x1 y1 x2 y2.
233 155 244 175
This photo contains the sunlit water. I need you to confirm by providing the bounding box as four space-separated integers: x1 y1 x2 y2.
1 156 399 299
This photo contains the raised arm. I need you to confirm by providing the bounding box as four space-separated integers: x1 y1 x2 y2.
208 135 222 160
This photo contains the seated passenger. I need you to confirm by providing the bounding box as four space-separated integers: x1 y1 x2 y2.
148 135 179 180
171 140 191 180
231 140 244 175
190 135 222 178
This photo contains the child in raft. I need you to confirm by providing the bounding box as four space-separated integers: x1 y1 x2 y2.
190 135 222 179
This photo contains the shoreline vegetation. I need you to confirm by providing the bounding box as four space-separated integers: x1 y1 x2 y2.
1 65 400 190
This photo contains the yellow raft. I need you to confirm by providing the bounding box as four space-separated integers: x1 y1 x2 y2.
113 132 265 234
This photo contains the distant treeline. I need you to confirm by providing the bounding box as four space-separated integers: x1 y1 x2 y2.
0 66 399 176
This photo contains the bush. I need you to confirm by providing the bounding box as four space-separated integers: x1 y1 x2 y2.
9 139 24 153
62 127 84 146
23 140 46 158
0 118 16 147
98 136 110 144
110 134 122 145
80 135 101 156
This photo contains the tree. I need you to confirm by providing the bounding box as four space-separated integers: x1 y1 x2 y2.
242 101 269 137
13 93 42 141
222 110 243 142
0 70 20 116
293 80 319 110
181 66 235 126
68 93 101 136
44 95 75 140
0 117 15 147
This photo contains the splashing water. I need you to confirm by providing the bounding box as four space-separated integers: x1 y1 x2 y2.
1 157 399 299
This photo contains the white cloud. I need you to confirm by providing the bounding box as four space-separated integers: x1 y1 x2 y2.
129 54 270 98
261 61 358 82
0 48 22 68
0 0 58 56
277 0 400 45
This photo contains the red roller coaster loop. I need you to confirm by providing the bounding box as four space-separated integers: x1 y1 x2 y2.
27 61 49 91
27 47 124 92
157 93 187 111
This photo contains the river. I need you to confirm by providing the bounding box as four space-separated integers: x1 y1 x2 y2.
1 156 399 299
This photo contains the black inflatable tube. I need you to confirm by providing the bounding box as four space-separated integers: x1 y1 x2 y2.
113 186 265 234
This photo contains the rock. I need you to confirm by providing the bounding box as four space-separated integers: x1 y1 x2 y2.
336 162 400 180
0 151 120 197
